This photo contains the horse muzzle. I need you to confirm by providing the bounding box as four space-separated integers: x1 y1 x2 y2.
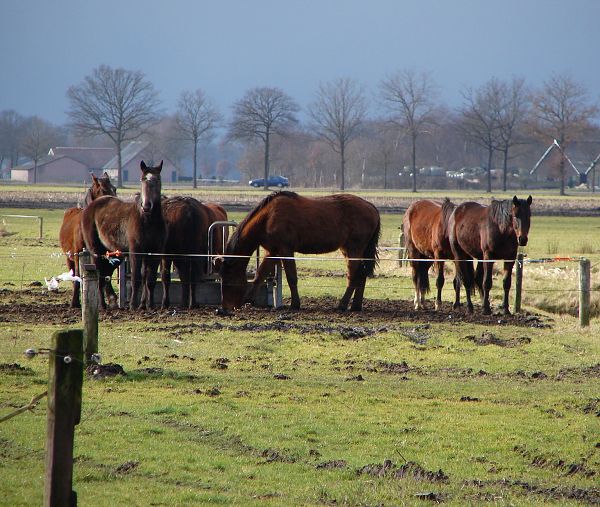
518 236 528 247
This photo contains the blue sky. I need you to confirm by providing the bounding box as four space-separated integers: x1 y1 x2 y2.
1 0 599 125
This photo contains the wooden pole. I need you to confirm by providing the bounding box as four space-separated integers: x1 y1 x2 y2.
579 258 591 327
38 216 44 240
514 253 524 313
44 329 83 507
118 258 127 309
80 250 99 365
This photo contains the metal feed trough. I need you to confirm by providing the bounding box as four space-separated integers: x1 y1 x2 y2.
116 221 283 309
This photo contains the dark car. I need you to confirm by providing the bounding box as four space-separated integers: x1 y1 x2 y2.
248 175 289 188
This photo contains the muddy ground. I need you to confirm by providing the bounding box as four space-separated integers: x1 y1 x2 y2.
0 286 551 329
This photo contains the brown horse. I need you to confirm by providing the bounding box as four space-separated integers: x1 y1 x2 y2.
160 197 229 309
403 198 458 310
449 195 532 315
59 172 117 308
218 191 380 314
205 202 229 272
82 161 167 310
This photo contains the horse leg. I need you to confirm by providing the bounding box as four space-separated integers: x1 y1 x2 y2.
161 258 171 309
102 265 118 309
67 255 81 308
144 257 160 310
281 258 300 309
434 260 445 311
502 261 514 315
338 258 359 311
410 260 421 310
350 265 368 311
482 257 493 315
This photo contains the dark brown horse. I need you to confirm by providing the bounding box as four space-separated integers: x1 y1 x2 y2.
160 197 228 309
403 198 458 310
82 161 167 310
59 172 117 308
449 195 532 315
218 191 380 314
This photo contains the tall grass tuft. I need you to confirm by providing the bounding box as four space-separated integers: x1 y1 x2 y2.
545 239 559 255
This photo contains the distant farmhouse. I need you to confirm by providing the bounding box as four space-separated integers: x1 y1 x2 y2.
10 141 181 184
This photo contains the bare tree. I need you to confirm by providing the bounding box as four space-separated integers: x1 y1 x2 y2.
0 110 26 168
531 73 599 195
67 65 161 187
309 77 367 190
21 116 64 183
494 77 530 191
175 89 222 188
227 87 299 189
380 69 439 192
458 79 504 192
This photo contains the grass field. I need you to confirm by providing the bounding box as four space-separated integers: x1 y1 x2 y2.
1 199 599 506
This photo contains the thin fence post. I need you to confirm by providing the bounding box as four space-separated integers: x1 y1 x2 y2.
79 250 99 365
514 253 524 313
38 216 43 240
44 329 83 507
579 258 591 327
119 257 127 309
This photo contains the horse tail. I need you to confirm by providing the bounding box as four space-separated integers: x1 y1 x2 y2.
362 216 381 278
415 260 431 294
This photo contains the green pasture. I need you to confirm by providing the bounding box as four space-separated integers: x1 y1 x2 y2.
1 203 599 506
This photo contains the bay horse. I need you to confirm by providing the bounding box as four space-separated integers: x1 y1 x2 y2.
81 161 167 310
402 198 459 310
160 197 228 309
449 195 532 315
217 191 380 315
59 172 117 308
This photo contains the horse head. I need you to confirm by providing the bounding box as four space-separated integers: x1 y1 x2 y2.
91 172 117 198
140 160 163 214
512 195 532 246
218 254 251 315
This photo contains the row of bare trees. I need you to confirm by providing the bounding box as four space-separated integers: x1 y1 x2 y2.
2 64 598 194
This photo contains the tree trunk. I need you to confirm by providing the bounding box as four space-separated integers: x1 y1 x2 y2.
193 140 198 189
117 139 123 188
502 148 508 192
340 141 346 191
486 146 493 193
384 160 388 190
264 130 270 190
33 160 38 184
411 134 417 193
559 158 566 196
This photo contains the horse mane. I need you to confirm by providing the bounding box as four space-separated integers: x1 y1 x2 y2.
228 191 298 253
489 199 512 232
440 198 455 231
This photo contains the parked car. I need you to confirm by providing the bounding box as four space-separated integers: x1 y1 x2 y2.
248 175 289 188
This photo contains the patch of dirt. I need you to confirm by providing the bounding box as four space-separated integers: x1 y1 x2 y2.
463 332 531 347
357 459 449 483
0 363 34 375
513 445 597 478
0 290 553 330
86 362 126 379
259 448 297 464
113 460 139 475
316 459 347 470
466 478 600 504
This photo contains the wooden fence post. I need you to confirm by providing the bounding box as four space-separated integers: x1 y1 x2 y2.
118 257 128 309
514 253 524 314
38 216 44 240
579 258 591 327
79 250 98 365
44 329 83 507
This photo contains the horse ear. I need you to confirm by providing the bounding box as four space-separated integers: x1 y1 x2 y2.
512 196 519 206
91 173 98 183
103 171 110 179
527 195 532 205
158 160 163 172
140 160 147 171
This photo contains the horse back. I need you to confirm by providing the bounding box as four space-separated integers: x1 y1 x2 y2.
59 207 84 256
82 195 133 253
404 199 453 258
163 197 210 255
450 201 489 257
